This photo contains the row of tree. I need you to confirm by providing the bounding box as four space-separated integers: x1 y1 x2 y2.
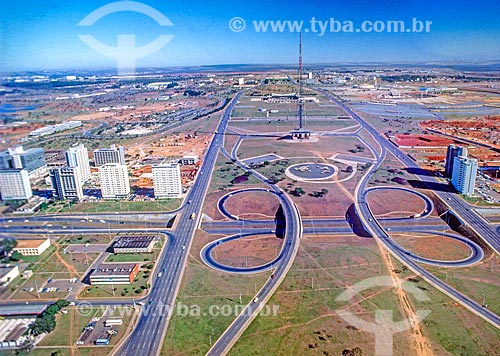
30 299 70 336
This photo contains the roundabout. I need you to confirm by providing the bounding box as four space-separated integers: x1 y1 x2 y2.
285 162 338 182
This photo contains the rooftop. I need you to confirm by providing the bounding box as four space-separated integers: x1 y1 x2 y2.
92 263 138 277
0 265 18 279
0 304 48 316
114 235 156 250
14 238 49 249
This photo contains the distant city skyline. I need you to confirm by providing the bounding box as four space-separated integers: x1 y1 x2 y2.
1 0 500 72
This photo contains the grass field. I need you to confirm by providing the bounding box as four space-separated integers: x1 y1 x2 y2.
423 253 500 316
163 235 416 355
209 153 261 191
61 234 114 245
234 135 373 162
392 258 500 356
38 306 102 347
40 199 181 214
162 259 269 355
106 251 158 263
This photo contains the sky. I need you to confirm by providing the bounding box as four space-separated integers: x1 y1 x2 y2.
1 0 499 72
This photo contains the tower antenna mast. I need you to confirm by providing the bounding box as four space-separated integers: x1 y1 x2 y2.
297 33 304 129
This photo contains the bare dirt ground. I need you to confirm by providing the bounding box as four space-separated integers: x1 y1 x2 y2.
213 235 282 268
287 185 353 218
366 189 427 218
391 233 471 261
223 191 280 220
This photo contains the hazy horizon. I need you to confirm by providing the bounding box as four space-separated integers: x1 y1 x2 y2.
2 0 500 72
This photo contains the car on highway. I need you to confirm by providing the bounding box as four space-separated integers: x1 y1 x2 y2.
157 272 162 277
182 245 186 250
253 297 259 303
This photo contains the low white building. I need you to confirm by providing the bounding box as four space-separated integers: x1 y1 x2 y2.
0 265 19 287
13 238 51 256
180 155 199 165
0 318 34 349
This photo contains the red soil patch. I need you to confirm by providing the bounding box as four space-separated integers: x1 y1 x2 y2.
367 189 426 218
213 235 282 268
392 234 471 261
224 191 280 219
394 134 453 147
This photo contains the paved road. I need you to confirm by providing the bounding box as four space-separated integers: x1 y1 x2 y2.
324 91 500 329
205 192 302 356
200 231 283 273
205 155 303 353
116 92 245 356
323 92 500 255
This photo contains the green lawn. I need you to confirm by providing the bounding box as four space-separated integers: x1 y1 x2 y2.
79 271 151 298
40 199 181 214
106 252 156 263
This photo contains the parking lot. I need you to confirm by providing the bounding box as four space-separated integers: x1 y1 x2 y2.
64 244 109 253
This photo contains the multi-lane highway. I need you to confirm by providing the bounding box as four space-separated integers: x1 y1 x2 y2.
322 91 500 329
323 91 500 255
115 92 245 356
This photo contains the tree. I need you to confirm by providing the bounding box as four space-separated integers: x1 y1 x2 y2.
9 251 23 262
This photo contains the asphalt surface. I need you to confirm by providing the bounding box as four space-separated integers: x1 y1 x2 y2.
116 92 247 356
200 231 283 273
324 92 500 255
324 92 500 329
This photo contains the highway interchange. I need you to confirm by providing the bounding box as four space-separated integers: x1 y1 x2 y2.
1 88 500 354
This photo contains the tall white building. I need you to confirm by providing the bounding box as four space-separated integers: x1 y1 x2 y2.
99 163 130 199
0 146 46 178
451 152 478 196
65 144 91 182
152 162 182 198
0 169 32 201
93 144 126 166
50 166 83 200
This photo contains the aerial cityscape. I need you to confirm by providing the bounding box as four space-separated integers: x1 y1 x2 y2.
1 1 500 356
